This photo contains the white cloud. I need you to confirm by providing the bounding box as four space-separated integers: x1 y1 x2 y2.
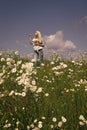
43 31 76 51
64 40 76 49
80 16 87 23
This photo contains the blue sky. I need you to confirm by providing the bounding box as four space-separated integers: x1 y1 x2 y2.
0 0 87 54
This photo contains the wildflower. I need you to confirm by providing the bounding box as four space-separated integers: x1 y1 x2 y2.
0 78 4 84
72 60 75 63
19 70 23 73
0 93 4 98
50 61 54 65
34 119 38 123
79 121 85 126
79 63 82 66
54 71 63 76
21 62 33 74
31 58 36 62
22 107 25 110
6 57 12 62
52 66 58 71
66 89 69 93
7 62 11 66
38 121 43 128
1 57 5 62
36 87 43 93
15 51 19 55
33 127 40 130
41 117 46 120
46 80 51 83
3 69 5 74
79 115 85 121
60 62 67 68
50 124 54 129
30 86 37 92
16 121 20 126
27 125 30 130
17 60 22 66
32 80 36 85
15 128 19 130
21 92 26 97
41 63 45 66
0 52 2 56
85 120 87 125
58 121 62 127
45 93 49 97
9 90 14 96
80 79 83 83
3 123 11 128
70 89 75 92
30 123 34 128
38 121 42 124
61 116 67 123
5 120 8 123
0 73 3 77
68 69 73 72
52 117 57 122
11 68 17 73
85 88 87 91
15 92 21 96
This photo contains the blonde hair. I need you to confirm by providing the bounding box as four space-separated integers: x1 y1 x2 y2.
35 30 43 43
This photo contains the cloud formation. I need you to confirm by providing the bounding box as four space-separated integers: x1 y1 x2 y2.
80 16 87 23
43 31 76 51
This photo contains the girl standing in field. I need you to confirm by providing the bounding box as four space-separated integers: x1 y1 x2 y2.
29 30 44 67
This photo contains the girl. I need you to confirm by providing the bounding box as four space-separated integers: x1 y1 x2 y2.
29 31 44 67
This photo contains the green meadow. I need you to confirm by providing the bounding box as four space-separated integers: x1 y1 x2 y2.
0 51 87 130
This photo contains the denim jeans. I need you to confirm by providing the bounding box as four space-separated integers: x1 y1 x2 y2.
34 49 43 67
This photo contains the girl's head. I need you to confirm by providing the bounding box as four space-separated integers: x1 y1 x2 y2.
35 31 42 43
35 31 41 38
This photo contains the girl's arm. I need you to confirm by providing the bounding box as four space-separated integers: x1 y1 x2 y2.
38 38 44 47
29 35 33 44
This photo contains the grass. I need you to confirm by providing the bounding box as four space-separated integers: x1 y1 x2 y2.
0 52 87 130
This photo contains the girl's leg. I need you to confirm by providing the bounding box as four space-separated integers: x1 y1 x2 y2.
38 49 43 62
34 51 39 67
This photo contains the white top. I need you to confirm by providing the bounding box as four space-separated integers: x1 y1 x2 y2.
32 38 43 51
